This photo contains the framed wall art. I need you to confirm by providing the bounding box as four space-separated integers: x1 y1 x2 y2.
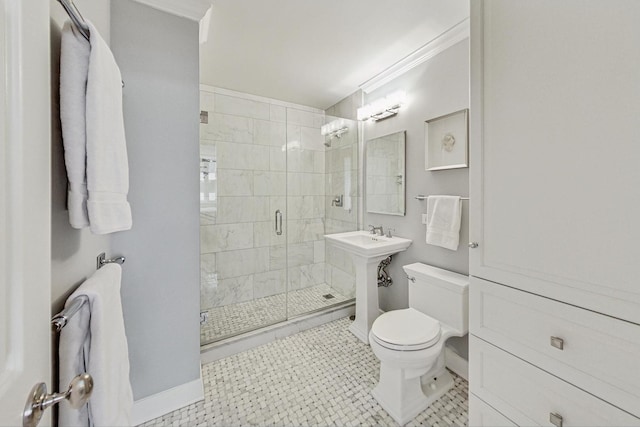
425 109 468 171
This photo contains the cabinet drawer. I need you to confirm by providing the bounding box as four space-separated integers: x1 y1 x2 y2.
469 393 517 427
470 336 640 426
470 277 640 417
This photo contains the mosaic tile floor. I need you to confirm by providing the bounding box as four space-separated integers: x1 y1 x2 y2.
201 284 352 344
146 318 468 427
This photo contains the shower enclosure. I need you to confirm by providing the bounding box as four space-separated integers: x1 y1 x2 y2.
199 88 359 345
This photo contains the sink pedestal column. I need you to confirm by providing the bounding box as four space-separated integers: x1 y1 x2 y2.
348 254 387 344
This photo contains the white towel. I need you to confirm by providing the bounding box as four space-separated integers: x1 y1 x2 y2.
85 21 132 234
426 195 462 251
60 22 91 228
59 264 133 427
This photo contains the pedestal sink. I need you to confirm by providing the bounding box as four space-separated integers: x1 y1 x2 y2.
324 230 412 344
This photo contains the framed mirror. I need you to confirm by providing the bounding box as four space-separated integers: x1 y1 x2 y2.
425 109 468 170
366 131 406 216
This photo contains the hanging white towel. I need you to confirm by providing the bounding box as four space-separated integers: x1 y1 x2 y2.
59 264 133 427
85 21 132 234
60 22 91 228
426 195 462 251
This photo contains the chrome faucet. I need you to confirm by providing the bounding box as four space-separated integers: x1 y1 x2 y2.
368 225 384 236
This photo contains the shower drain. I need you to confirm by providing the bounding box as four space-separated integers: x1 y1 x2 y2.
200 311 209 325
322 294 335 300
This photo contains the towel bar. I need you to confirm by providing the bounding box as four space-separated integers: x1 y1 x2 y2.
57 0 90 41
56 0 125 88
51 295 89 332
52 253 125 331
415 195 469 201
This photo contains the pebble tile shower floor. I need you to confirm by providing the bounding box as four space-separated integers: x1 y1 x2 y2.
144 318 468 427
201 284 351 344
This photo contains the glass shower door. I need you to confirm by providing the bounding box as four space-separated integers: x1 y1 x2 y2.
285 112 358 318
199 91 288 345
199 89 358 345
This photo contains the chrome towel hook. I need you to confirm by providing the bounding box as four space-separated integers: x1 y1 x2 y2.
96 252 126 270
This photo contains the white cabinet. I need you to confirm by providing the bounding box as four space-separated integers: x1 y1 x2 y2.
469 394 517 427
469 0 640 325
469 1 640 425
471 278 640 418
470 336 640 427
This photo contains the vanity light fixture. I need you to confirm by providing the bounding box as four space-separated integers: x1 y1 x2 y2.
321 119 349 140
357 90 406 122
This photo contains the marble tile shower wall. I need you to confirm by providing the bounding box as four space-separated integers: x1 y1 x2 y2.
199 88 332 311
324 118 359 299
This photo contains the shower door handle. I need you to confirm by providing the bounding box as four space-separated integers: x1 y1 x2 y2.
275 210 283 235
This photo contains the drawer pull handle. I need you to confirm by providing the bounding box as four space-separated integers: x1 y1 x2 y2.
550 336 564 350
550 412 563 427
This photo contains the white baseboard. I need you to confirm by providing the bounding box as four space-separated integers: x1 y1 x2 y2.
445 346 468 381
131 370 204 426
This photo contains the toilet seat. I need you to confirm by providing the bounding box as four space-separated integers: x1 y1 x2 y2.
371 308 441 351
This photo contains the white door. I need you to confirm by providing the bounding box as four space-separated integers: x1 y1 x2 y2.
0 0 52 426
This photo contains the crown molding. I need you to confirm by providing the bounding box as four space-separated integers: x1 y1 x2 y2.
359 18 470 94
131 0 211 21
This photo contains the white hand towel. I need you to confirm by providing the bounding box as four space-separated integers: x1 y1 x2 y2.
426 195 462 251
85 21 132 234
59 264 134 427
60 22 91 228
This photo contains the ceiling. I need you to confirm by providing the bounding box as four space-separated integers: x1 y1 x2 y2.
200 1 469 110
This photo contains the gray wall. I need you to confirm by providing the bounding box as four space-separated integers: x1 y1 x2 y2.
110 1 201 400
362 40 469 357
50 0 111 312
364 40 469 310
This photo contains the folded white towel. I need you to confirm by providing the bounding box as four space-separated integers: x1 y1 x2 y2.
85 21 132 234
59 264 133 427
426 195 462 251
60 22 91 228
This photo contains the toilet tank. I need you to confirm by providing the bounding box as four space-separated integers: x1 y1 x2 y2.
403 263 469 334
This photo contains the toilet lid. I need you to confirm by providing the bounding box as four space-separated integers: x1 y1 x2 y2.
371 308 441 350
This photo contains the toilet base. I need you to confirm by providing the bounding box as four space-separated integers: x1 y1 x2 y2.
372 368 454 426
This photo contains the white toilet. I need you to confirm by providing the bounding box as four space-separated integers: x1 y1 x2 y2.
369 262 469 426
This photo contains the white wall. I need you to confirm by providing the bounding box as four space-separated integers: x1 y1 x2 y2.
362 40 470 357
110 1 201 401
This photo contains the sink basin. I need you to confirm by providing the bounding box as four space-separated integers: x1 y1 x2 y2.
324 230 412 259
325 230 412 344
